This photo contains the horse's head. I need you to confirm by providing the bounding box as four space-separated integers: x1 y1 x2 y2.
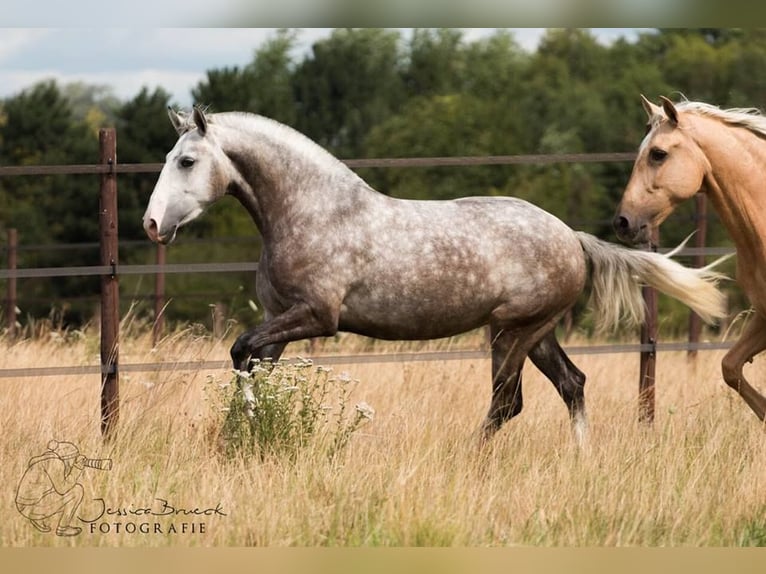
143 107 239 244
613 96 708 246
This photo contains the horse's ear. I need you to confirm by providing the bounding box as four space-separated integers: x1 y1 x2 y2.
659 95 679 126
192 106 208 136
167 107 187 135
640 94 663 119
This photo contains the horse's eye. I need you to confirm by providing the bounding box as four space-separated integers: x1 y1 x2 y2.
649 147 668 163
179 157 195 168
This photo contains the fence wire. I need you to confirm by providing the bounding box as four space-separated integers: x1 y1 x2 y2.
0 341 735 379
0 152 638 178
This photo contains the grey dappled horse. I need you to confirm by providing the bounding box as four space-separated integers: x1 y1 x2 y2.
143 107 726 444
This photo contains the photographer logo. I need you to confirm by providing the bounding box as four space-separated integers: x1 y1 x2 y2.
15 440 225 537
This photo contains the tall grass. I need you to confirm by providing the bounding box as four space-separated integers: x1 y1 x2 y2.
2 324 765 546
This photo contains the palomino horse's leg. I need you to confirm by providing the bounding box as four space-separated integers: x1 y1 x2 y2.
721 313 766 422
528 330 588 445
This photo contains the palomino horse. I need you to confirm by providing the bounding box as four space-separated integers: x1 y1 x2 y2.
143 107 726 443
615 95 766 422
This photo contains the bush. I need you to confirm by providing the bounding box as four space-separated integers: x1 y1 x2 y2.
205 358 374 462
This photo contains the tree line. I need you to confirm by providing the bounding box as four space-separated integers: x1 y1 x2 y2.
0 28 760 331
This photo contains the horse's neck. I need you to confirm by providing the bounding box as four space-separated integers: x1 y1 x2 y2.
698 120 766 264
221 121 370 241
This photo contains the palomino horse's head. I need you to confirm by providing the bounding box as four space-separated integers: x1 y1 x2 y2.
143 107 240 244
613 96 709 246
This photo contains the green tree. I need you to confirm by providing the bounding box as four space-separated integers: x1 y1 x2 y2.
660 31 722 103
242 28 299 125
192 28 298 124
364 94 499 200
0 80 99 324
717 29 766 109
403 28 466 98
292 28 405 157
0 80 96 246
363 30 531 200
192 66 253 111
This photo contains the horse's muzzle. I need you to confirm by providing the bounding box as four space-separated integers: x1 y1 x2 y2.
143 218 175 245
613 214 633 242
612 213 650 246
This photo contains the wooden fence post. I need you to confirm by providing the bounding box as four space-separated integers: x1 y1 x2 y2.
639 228 659 423
687 193 708 359
153 243 166 346
5 228 17 338
99 128 119 437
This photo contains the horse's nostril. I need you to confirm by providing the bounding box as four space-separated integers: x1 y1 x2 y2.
613 215 630 232
145 218 160 242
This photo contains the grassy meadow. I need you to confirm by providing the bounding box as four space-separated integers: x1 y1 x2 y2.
2 322 766 547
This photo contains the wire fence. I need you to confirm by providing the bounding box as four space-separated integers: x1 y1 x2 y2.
0 340 737 380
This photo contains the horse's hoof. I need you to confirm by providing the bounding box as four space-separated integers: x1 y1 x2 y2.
230 338 250 370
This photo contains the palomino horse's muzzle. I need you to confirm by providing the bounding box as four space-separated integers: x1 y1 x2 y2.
612 212 651 246
612 214 635 243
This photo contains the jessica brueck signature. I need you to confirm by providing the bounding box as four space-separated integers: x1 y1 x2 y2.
90 498 227 519
83 498 227 535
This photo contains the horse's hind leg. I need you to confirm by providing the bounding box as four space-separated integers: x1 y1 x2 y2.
482 324 528 440
721 313 766 421
528 329 588 446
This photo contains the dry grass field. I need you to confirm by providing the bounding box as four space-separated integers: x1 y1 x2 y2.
2 322 766 547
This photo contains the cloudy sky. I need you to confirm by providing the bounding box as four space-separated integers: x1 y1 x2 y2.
0 28 647 108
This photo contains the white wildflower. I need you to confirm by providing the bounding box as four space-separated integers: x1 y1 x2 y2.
355 402 375 420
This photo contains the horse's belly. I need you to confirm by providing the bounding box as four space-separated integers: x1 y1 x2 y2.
338 300 490 340
337 256 583 340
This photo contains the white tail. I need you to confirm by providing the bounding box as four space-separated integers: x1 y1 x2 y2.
576 232 728 332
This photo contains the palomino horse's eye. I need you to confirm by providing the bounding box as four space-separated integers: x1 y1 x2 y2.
648 147 668 163
179 157 195 168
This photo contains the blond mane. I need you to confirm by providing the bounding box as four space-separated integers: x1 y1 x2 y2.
677 100 766 139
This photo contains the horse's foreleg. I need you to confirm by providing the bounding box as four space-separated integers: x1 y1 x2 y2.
235 341 287 418
528 329 588 446
237 342 288 372
230 302 336 371
230 302 333 420
721 313 766 422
